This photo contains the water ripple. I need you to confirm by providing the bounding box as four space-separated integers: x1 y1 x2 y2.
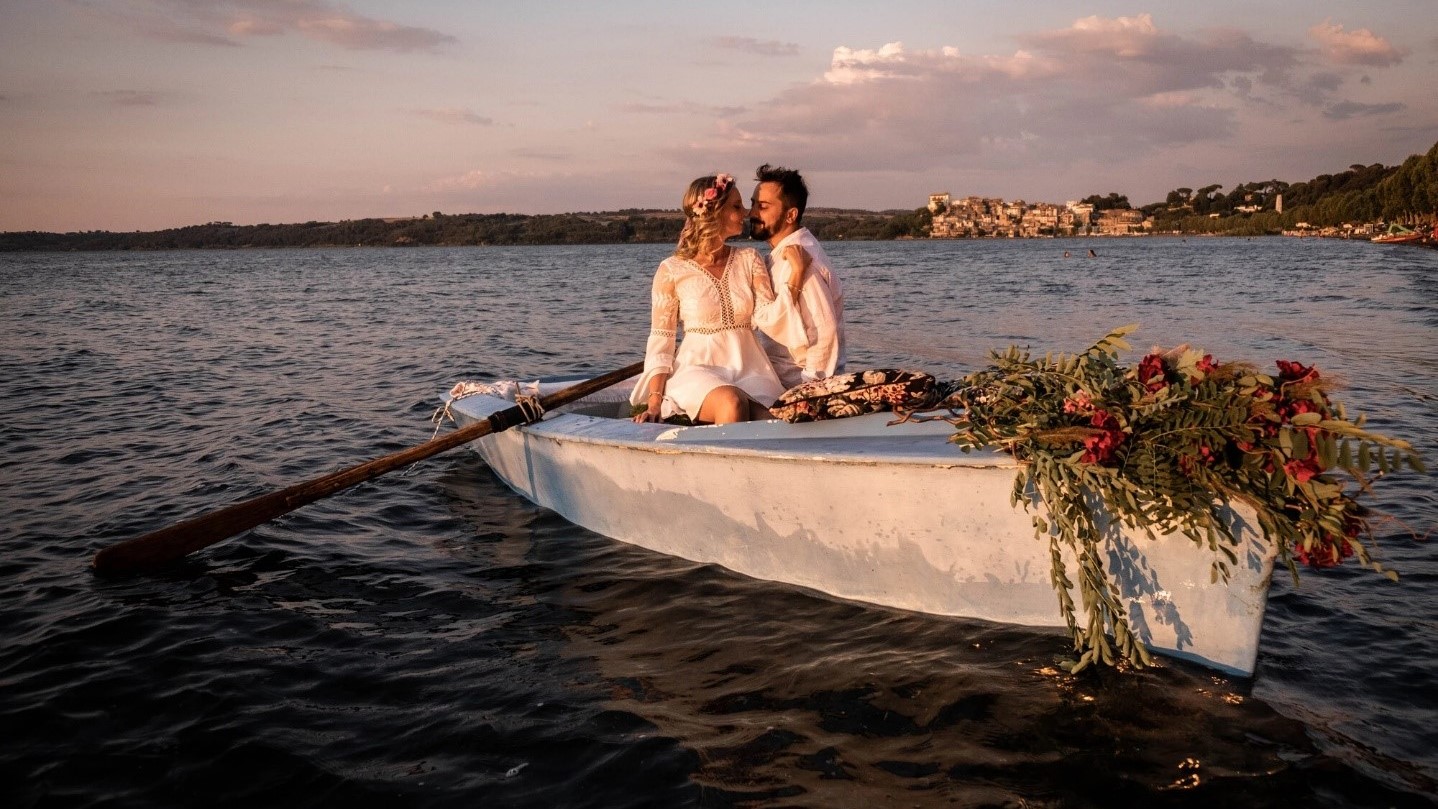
2 240 1435 807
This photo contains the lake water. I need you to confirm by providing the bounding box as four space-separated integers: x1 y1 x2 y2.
2 238 1435 808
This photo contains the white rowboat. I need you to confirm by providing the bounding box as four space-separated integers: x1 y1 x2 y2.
446 376 1278 676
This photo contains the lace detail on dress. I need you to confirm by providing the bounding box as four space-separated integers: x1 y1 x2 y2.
689 251 740 331
651 265 680 334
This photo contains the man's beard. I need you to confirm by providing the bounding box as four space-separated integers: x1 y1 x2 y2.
749 218 772 240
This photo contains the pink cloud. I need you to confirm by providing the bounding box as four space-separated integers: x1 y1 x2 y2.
1309 21 1407 67
713 36 800 57
227 18 284 37
89 0 456 53
414 107 496 126
90 89 170 107
292 15 455 53
618 101 748 117
428 169 488 192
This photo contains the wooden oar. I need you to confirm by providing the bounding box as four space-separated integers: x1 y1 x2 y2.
92 361 644 575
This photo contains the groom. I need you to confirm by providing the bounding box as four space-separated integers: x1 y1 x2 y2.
748 163 846 389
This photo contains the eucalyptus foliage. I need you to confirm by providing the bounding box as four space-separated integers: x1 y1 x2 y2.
942 325 1425 672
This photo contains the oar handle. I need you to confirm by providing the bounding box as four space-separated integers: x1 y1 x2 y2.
92 361 644 574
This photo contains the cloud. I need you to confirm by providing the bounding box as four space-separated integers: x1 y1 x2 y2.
149 27 245 47
291 15 455 52
91 90 169 107
428 169 487 192
510 148 573 161
1323 100 1405 120
1309 20 1407 67
713 36 800 57
227 18 284 37
670 14 1408 183
87 0 456 53
414 107 495 126
619 100 747 117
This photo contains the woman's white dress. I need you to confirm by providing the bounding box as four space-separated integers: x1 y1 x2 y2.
630 247 805 420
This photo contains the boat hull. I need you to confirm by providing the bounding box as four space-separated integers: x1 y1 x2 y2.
449 385 1277 676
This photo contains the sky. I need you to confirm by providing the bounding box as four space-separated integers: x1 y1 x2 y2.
2 1 1435 232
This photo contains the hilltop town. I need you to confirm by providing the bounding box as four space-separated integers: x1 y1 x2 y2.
925 193 1148 239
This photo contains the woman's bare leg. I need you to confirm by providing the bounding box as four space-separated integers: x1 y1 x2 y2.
696 385 746 424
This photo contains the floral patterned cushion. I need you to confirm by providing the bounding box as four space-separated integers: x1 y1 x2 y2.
771 369 939 423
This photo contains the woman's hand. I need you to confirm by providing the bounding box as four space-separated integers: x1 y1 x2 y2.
633 392 664 422
781 245 812 302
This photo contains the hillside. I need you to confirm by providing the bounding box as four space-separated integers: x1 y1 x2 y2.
0 206 925 252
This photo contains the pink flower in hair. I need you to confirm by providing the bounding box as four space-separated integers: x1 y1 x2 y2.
693 173 734 214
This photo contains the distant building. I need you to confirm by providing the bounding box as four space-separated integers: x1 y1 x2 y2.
1096 209 1146 235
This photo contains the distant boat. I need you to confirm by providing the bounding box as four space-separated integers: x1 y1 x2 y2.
1371 223 1423 244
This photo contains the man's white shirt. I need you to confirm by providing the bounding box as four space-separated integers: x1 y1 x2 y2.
759 227 846 389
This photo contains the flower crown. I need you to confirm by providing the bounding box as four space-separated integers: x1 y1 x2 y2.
691 173 734 215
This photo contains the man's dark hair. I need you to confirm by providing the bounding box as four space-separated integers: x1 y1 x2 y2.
755 164 808 224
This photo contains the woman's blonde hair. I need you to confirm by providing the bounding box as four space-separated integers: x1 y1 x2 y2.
675 173 735 262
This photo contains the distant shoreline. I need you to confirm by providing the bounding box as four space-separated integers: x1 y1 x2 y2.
5 232 1405 255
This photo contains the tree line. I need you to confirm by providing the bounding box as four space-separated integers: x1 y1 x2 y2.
2 141 1432 250
0 207 928 252
1141 140 1437 235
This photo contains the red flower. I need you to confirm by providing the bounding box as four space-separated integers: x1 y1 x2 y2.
1137 353 1168 392
1294 536 1354 568
1191 354 1218 383
1279 398 1323 422
1081 409 1126 465
1284 455 1324 483
1276 360 1319 384
1281 426 1326 482
1062 390 1093 415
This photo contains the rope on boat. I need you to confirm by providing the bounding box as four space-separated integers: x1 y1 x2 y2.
514 394 545 423
407 380 549 475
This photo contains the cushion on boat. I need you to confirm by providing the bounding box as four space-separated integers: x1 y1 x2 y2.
771 369 939 422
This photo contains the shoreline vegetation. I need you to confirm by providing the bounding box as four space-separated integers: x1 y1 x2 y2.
3 142 1433 252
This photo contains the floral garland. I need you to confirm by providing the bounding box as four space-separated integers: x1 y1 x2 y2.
691 173 734 214
941 324 1425 672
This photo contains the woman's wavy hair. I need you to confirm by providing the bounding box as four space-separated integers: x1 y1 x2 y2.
675 174 734 262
